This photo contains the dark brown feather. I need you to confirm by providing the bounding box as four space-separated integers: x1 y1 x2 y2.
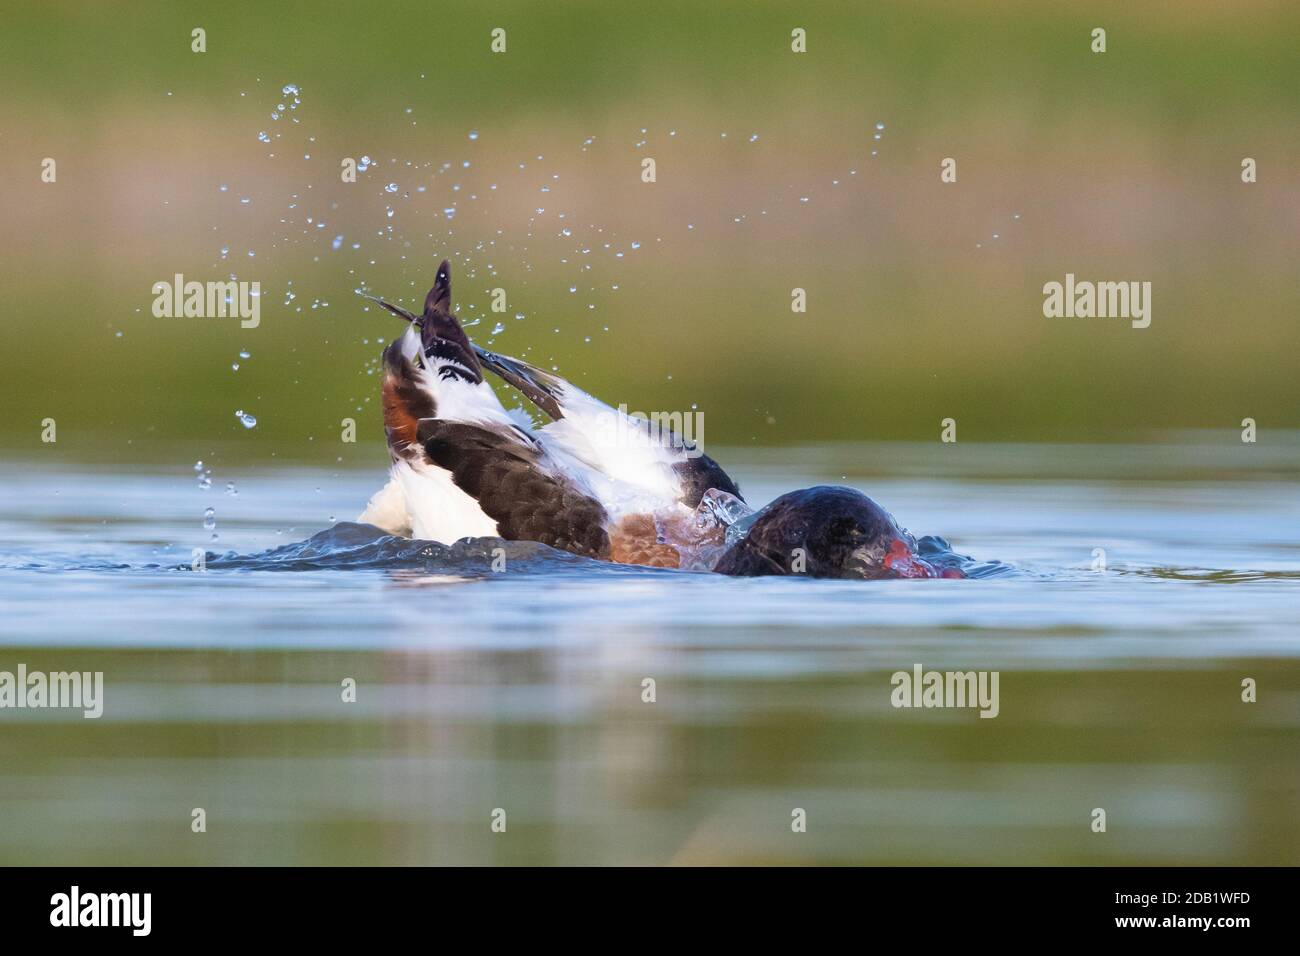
673 454 743 508
418 419 612 560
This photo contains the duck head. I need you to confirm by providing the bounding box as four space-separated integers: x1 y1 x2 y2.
713 485 961 579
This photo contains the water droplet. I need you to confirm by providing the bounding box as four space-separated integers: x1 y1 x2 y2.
203 508 216 530
235 410 257 429
875 122 885 131
225 482 238 496
384 182 398 193
257 131 270 143
468 130 479 141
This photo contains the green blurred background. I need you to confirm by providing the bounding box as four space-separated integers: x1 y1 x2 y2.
2 0 1297 463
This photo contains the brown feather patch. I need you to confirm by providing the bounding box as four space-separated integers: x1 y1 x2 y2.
609 514 681 569
381 341 434 457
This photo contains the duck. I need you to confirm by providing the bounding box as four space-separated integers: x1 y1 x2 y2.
358 259 956 579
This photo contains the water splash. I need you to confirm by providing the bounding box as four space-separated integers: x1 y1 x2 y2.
201 523 651 576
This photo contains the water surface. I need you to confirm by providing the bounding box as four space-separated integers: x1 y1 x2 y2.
1 441 1297 864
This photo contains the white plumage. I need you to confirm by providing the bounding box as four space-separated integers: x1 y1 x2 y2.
358 325 692 542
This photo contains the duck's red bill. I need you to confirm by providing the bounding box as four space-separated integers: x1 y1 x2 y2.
883 538 964 579
882 538 931 577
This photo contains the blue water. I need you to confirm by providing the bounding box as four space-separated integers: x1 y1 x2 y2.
4 442 1296 661
1 440 1297 864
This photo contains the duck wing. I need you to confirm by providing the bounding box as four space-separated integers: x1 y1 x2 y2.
472 345 742 510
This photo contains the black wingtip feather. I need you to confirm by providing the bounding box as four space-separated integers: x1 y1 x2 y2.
471 344 566 421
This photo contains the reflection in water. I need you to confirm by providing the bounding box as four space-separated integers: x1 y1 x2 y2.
2 646 1295 865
